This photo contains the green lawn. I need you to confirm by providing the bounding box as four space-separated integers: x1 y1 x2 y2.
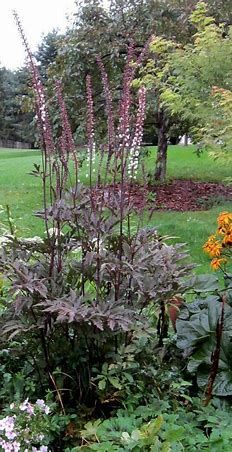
0 149 44 236
146 145 232 182
0 145 231 273
144 206 231 274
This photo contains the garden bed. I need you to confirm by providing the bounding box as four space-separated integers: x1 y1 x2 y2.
153 179 232 211
93 179 232 211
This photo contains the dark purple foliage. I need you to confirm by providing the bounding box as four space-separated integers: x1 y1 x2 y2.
0 13 193 412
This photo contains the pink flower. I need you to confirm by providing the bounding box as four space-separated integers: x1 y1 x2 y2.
35 399 45 409
12 442 20 452
5 430 17 440
36 399 50 414
0 416 16 433
19 399 34 415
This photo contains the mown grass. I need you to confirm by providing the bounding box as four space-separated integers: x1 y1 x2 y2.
0 149 43 235
145 206 232 274
0 145 231 273
146 145 232 182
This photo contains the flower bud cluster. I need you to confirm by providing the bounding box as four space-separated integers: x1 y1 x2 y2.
97 56 115 155
13 11 54 155
118 41 135 154
86 75 96 179
55 80 76 156
128 87 146 179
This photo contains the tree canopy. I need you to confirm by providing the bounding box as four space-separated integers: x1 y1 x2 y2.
1 0 232 163
0 67 35 145
161 2 232 160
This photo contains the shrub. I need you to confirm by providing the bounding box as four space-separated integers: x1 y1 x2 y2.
0 198 192 410
0 15 193 419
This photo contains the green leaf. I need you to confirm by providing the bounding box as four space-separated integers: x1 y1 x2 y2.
124 372 134 383
141 416 163 438
164 425 185 442
108 377 122 390
161 442 171 452
98 379 106 391
188 274 219 293
87 442 120 451
80 419 102 440
177 297 232 396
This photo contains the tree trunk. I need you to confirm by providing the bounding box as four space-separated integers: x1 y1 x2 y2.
184 134 188 146
155 112 168 182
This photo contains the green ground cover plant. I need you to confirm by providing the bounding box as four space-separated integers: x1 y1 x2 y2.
67 400 232 451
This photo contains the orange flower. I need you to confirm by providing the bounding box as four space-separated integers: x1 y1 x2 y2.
223 230 232 246
203 213 232 271
211 258 227 270
203 235 222 257
217 212 232 234
218 225 228 234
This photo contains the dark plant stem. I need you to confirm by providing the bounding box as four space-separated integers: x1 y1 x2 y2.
31 307 66 413
157 300 169 346
30 307 51 374
29 352 44 393
204 296 225 406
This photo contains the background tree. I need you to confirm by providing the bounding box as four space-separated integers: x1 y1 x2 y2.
47 0 231 146
133 37 186 181
0 68 6 134
35 30 63 80
47 0 197 145
0 67 35 144
3 0 232 155
203 87 232 162
161 2 232 160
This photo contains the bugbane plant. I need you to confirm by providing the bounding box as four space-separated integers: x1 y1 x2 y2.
0 13 193 417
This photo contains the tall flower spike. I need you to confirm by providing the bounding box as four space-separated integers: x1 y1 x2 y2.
118 37 151 150
86 75 96 182
55 80 79 197
55 80 76 156
118 40 135 153
128 86 146 179
13 10 54 155
97 56 115 157
134 36 154 74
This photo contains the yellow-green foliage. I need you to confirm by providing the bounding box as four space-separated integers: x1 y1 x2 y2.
162 2 232 158
133 36 178 111
135 2 232 161
205 86 232 161
190 1 215 31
